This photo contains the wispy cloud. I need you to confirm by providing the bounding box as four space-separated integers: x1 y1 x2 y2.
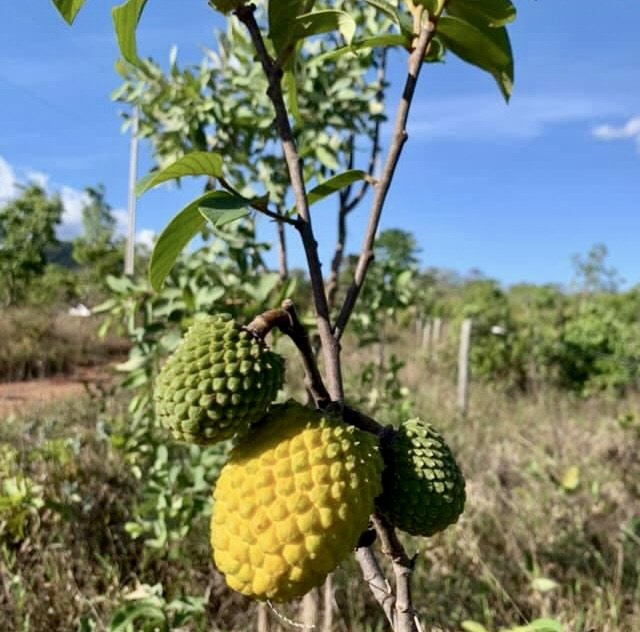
592 116 640 151
0 154 150 245
58 186 91 240
0 156 17 200
136 228 156 250
407 94 627 142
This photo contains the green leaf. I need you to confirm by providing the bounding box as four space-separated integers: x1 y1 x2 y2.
530 577 559 593
447 0 516 27
292 170 366 212
425 36 445 63
136 152 224 196
198 193 251 228
461 622 490 632
51 0 87 24
364 0 413 34
269 0 314 54
316 146 340 171
293 10 356 46
437 16 514 101
416 0 447 16
561 465 580 491
149 191 220 291
112 0 148 68
312 34 410 65
509 619 564 632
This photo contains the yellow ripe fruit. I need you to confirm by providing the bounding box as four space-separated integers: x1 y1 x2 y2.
211 401 383 602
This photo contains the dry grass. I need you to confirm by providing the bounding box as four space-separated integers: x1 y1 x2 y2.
0 333 638 631
0 308 128 382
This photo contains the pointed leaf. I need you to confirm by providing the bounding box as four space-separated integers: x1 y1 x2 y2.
51 0 87 24
136 152 224 196
198 193 251 228
149 192 221 291
437 16 514 101
364 0 413 34
293 170 366 212
269 0 314 53
512 619 564 632
312 34 410 65
112 0 148 67
417 0 447 15
447 0 516 27
461 622 490 632
293 10 356 46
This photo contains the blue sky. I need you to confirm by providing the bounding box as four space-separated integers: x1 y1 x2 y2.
0 1 638 287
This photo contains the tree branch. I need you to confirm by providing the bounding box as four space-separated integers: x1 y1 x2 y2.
246 300 331 408
333 20 436 341
355 529 396 630
235 4 344 402
217 175 300 227
371 514 418 632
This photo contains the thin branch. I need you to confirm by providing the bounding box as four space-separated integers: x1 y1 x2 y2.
333 19 437 341
246 301 331 408
276 216 289 281
372 514 418 632
218 175 300 227
355 530 396 630
235 4 344 402
342 405 386 436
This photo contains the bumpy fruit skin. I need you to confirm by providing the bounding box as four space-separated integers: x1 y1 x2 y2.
378 419 465 537
154 314 284 445
211 401 383 602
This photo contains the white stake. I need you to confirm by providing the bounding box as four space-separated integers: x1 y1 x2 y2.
457 318 472 417
125 106 139 276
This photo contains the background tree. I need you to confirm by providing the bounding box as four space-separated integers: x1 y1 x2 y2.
72 185 123 293
0 184 63 306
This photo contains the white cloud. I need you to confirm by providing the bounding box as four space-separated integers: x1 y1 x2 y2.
592 116 640 150
136 229 156 250
58 185 91 240
1 155 157 245
112 208 129 237
0 156 18 200
407 94 626 142
26 170 50 189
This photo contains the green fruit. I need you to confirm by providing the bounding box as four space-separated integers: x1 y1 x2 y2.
154 314 284 445
211 401 383 602
377 418 465 537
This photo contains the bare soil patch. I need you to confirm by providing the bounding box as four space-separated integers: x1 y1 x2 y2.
0 366 114 416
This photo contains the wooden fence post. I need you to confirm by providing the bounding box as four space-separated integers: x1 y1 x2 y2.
457 318 472 417
421 320 432 354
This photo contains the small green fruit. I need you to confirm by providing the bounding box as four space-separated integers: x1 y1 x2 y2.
154 314 284 445
378 418 465 536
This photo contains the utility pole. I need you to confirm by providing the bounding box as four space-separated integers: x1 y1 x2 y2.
125 106 139 276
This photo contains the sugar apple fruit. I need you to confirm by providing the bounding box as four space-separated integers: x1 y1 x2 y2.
377 418 465 537
211 400 383 602
154 314 284 445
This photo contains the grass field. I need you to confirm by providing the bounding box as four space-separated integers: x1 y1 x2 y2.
1 334 639 632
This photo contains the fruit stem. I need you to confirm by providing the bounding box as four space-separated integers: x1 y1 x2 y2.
247 301 331 409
